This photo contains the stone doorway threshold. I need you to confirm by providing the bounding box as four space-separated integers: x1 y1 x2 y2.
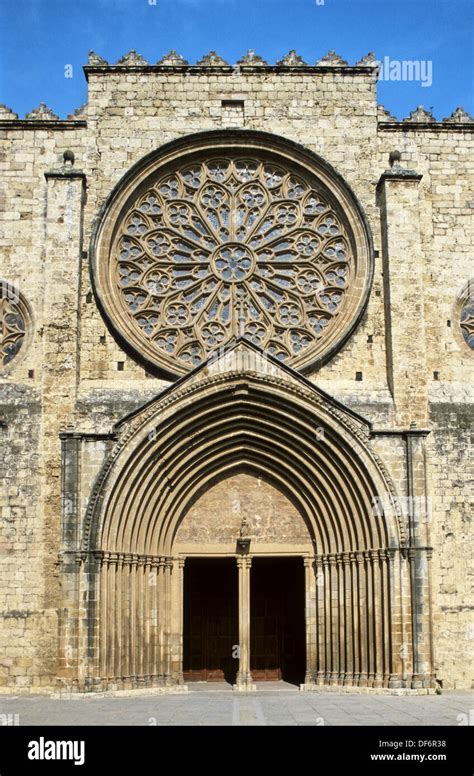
187 681 299 693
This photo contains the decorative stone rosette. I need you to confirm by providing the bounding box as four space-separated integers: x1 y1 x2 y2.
92 136 373 376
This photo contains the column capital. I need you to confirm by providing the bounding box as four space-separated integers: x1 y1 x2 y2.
236 555 252 569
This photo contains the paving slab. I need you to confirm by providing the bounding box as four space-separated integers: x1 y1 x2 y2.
0 686 471 726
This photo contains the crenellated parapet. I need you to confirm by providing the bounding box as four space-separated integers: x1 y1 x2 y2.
25 102 59 121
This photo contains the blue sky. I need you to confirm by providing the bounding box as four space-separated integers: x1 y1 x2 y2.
0 0 472 120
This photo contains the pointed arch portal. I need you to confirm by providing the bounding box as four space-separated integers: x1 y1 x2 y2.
58 343 435 692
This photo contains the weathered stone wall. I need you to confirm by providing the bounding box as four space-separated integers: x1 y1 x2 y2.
426 404 473 690
0 58 472 691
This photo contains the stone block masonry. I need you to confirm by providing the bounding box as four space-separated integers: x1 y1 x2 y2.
0 49 472 692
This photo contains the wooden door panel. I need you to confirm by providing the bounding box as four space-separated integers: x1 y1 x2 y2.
250 558 305 683
183 559 238 683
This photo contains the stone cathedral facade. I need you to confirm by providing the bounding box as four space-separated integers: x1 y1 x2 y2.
0 48 472 695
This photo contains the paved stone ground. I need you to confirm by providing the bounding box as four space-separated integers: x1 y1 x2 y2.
0 684 472 726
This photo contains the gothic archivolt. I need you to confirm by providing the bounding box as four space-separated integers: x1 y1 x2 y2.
84 359 404 556
92 132 373 376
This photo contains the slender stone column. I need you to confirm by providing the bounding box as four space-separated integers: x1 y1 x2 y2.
405 430 435 689
107 556 117 684
343 553 354 686
156 557 165 683
136 558 145 685
329 555 339 685
372 549 384 688
387 548 402 688
99 553 109 681
122 554 132 686
115 556 123 685
176 558 186 684
302 557 317 687
350 552 359 686
380 550 391 687
315 557 325 685
163 558 173 684
143 557 153 685
150 558 161 683
234 556 256 692
322 556 331 685
129 557 138 687
337 553 345 685
365 550 375 687
357 552 368 686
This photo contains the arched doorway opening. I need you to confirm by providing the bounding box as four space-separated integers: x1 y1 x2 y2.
177 470 310 686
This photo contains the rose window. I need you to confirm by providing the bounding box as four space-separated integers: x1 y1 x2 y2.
0 283 29 370
93 139 372 376
460 295 474 350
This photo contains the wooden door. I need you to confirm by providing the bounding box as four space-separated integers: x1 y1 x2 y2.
250 557 305 683
183 559 238 683
251 592 281 680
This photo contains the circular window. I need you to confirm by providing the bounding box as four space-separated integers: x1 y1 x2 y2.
92 133 373 376
457 280 474 351
0 282 31 372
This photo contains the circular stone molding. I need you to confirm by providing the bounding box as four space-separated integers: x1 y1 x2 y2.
455 279 474 352
91 131 374 377
0 281 32 373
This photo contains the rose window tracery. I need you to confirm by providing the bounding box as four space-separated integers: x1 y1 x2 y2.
0 283 30 370
95 140 372 376
459 285 474 350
